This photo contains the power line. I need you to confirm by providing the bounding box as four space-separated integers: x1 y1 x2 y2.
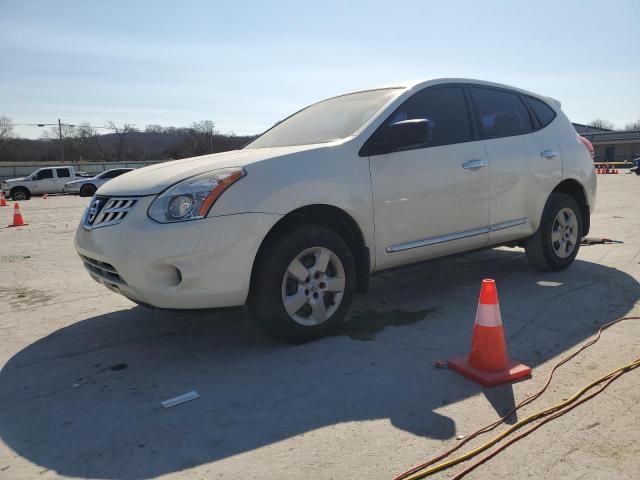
10 123 112 129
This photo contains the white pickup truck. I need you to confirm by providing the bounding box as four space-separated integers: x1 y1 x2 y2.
1 166 81 200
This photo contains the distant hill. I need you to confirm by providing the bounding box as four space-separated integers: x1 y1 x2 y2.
0 130 258 163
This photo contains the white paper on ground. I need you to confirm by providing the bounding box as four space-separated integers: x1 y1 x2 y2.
161 390 200 408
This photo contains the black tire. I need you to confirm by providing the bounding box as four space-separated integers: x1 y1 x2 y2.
525 193 582 271
11 188 30 201
80 184 97 197
248 223 356 343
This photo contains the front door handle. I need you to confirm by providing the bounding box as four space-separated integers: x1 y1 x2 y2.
541 149 560 159
462 159 488 170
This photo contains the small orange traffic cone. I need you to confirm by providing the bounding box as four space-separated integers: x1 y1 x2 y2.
448 279 531 386
7 203 28 227
0 192 7 207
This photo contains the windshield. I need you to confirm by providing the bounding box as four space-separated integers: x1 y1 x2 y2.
245 88 401 149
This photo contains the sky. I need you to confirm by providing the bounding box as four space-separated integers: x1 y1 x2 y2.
1 0 639 139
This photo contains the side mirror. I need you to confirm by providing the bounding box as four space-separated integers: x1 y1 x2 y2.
387 119 430 149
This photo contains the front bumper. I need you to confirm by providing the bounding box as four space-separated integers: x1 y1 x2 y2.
74 196 282 309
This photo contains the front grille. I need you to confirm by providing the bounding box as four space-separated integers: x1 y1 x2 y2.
80 254 126 285
83 197 137 229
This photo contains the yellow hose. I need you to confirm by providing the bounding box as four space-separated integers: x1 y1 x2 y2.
401 358 640 480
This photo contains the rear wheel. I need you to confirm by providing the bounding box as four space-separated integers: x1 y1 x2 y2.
80 184 97 197
248 224 356 343
525 193 582 271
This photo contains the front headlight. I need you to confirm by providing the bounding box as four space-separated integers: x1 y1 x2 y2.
148 167 246 223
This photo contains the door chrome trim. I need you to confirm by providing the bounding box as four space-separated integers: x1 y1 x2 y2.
540 150 560 159
489 217 529 232
386 217 529 253
462 159 488 170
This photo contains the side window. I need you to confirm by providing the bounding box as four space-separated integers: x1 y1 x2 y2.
367 86 473 152
56 168 71 178
470 87 533 138
35 169 54 180
524 96 556 128
111 169 128 178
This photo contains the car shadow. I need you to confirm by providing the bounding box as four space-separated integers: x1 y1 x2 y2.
0 248 637 479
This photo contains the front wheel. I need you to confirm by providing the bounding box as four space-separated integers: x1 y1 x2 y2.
248 224 356 343
525 193 583 271
11 188 30 201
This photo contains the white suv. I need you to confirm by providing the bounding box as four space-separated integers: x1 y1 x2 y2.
75 78 596 342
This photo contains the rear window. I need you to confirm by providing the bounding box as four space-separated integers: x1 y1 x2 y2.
56 168 71 178
470 87 533 138
524 95 556 128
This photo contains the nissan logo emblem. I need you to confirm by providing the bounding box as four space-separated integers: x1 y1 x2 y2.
88 199 101 224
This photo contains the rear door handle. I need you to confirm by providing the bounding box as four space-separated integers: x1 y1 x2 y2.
541 149 560 159
462 159 488 170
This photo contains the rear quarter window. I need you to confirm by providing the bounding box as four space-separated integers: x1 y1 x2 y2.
524 95 557 128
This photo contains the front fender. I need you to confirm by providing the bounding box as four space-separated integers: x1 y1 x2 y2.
208 146 376 255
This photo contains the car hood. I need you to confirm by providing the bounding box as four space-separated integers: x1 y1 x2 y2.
3 177 27 183
97 144 328 196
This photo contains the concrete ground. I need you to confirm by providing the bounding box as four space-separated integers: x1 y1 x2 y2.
0 175 639 480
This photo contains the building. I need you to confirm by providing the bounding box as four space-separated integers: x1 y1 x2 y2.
573 123 640 163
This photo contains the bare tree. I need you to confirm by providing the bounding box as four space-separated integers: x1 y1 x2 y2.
179 120 217 156
106 121 135 161
588 119 615 130
67 124 108 161
624 118 640 131
0 115 15 155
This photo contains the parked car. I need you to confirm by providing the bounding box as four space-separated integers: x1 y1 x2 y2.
64 168 135 197
2 166 79 200
631 157 640 175
75 78 597 343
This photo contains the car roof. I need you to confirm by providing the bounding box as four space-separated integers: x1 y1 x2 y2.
366 78 561 109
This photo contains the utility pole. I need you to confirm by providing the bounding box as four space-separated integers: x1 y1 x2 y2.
36 120 75 162
58 118 64 163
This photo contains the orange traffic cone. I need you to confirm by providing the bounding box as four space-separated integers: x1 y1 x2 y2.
0 192 7 207
43 193 48 200
448 279 531 386
7 203 28 227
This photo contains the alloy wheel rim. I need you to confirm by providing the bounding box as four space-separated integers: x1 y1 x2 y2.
551 207 579 258
281 246 346 326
